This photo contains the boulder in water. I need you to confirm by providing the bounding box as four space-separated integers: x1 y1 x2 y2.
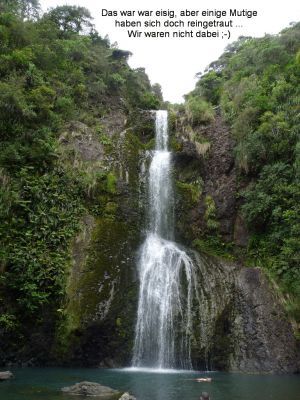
0 371 13 380
61 381 121 398
118 393 136 400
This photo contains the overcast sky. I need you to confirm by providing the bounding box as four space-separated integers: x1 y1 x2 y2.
39 0 300 103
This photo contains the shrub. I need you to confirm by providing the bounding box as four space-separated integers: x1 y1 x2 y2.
185 96 215 126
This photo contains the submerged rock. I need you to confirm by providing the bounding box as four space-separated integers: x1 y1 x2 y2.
200 392 210 400
61 381 121 398
0 371 13 380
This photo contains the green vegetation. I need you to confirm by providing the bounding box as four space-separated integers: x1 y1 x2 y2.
204 195 219 231
191 195 234 260
106 172 117 194
0 1 160 362
64 218 131 332
169 136 182 152
176 180 202 207
192 238 235 261
187 23 300 325
185 96 215 126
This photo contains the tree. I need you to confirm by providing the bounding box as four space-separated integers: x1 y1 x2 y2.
193 71 222 105
111 49 132 61
0 0 40 20
45 5 93 36
152 83 163 102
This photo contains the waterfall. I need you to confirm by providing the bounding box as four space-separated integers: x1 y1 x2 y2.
132 110 197 370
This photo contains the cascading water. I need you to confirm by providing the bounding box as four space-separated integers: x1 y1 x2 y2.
132 110 197 370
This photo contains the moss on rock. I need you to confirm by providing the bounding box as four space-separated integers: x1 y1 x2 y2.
54 116 152 365
56 215 139 365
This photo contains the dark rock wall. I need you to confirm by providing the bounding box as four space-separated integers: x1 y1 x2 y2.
233 267 298 373
172 111 247 247
190 253 299 373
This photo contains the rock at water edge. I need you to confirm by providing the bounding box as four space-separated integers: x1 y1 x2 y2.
61 381 121 397
0 371 13 381
119 393 137 400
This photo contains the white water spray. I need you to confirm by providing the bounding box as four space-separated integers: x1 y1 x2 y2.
132 110 197 370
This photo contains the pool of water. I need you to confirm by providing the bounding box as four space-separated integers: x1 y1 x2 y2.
0 367 299 400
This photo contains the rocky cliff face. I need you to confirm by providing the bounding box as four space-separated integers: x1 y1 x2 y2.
55 107 156 367
55 108 299 373
172 110 242 247
170 110 299 373
190 253 299 373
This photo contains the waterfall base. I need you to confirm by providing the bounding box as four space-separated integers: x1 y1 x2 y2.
122 367 197 374
132 234 196 370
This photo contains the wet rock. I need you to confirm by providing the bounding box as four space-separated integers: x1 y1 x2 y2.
61 381 121 398
232 267 299 373
191 253 300 373
118 393 136 400
60 109 149 367
0 371 13 380
174 112 238 243
233 213 249 247
98 358 118 368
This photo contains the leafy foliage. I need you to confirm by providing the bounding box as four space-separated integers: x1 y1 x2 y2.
0 2 160 360
0 167 85 312
45 5 93 36
204 195 219 231
185 96 215 126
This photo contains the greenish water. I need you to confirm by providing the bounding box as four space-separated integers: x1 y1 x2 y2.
0 367 299 400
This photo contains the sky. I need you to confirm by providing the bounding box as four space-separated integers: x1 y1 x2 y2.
39 0 300 103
